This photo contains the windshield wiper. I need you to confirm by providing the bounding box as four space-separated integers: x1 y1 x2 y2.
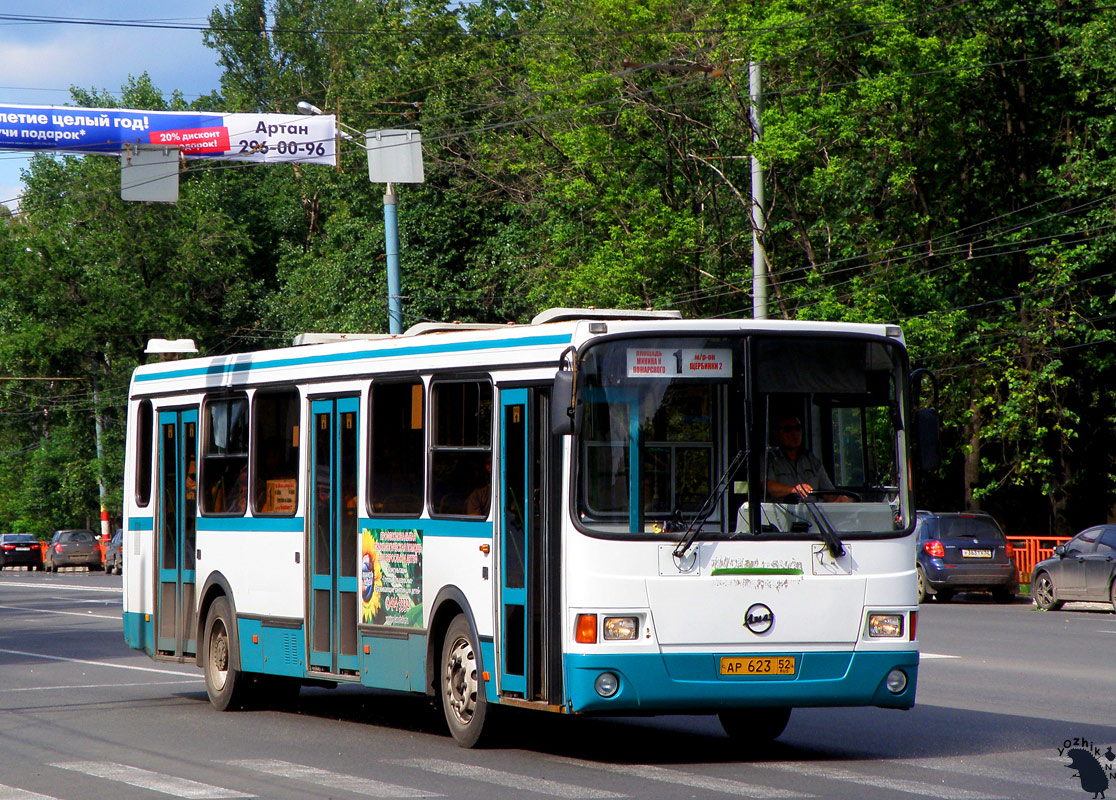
673 449 747 560
798 495 846 558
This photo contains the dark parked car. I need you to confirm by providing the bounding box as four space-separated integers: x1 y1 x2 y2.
915 511 1019 603
104 530 123 575
44 529 102 572
0 533 43 570
1031 525 1116 611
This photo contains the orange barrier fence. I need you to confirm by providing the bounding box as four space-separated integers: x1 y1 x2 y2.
1008 536 1071 584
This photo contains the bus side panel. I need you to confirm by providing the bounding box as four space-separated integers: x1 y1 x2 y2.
122 611 155 655
420 522 494 641
359 633 427 692
237 619 308 678
356 519 491 694
196 525 305 621
122 518 155 655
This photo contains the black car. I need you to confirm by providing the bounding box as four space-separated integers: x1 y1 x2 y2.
44 529 102 572
915 511 1019 603
1031 525 1116 611
104 530 123 575
0 533 43 570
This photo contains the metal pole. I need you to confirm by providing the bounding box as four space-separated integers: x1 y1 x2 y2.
384 181 403 335
750 61 768 320
91 374 110 540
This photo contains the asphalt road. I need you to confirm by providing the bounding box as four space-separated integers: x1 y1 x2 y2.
0 570 1112 800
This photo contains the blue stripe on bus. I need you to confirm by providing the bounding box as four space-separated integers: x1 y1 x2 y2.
128 517 154 531
133 333 573 382
188 516 490 536
196 516 305 532
168 516 491 536
358 517 493 539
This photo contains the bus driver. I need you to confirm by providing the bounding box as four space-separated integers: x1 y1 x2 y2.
765 413 851 503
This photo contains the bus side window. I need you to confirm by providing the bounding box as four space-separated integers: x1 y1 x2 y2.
135 399 153 506
201 395 249 515
253 389 300 515
370 381 424 516
431 380 492 518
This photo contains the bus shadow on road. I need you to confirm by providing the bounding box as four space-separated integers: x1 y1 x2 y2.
222 684 1111 764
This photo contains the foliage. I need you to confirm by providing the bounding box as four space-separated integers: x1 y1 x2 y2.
1 0 1114 534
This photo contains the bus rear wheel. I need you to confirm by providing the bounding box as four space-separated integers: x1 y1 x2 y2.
440 614 491 747
718 707 791 744
204 597 251 711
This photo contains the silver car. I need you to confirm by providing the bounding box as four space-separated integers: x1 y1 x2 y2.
44 529 102 572
104 530 123 575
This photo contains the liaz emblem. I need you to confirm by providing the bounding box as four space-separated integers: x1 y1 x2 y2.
744 603 774 634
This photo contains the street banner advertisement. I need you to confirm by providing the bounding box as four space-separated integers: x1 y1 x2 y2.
0 103 336 164
361 528 423 627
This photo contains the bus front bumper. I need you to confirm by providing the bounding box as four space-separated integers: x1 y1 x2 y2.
564 650 918 714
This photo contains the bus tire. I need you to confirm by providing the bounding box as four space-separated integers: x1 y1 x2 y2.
440 614 491 747
203 596 250 711
718 707 791 743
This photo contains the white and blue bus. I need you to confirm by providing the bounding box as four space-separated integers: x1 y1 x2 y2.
122 308 928 746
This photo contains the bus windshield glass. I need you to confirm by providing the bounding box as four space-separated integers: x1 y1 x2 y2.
574 334 911 539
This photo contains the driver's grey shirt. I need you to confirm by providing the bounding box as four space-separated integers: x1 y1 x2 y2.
764 447 835 498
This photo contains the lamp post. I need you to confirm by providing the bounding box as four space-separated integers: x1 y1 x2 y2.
297 102 421 335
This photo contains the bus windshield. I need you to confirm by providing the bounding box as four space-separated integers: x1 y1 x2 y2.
574 333 911 539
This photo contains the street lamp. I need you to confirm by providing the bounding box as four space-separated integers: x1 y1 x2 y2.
298 101 413 335
298 101 359 142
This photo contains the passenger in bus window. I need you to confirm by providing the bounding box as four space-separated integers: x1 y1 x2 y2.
465 459 491 517
765 414 850 503
211 462 248 513
185 456 197 502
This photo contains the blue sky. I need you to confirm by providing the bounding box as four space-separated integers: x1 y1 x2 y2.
0 2 226 209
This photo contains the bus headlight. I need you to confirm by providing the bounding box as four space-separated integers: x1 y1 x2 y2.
868 614 904 638
594 672 620 697
603 616 638 641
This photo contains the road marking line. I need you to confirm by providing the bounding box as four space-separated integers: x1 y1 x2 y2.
920 652 961 659
759 762 1005 799
0 603 119 621
387 758 626 799
223 759 439 798
0 785 57 799
50 762 251 798
903 757 1069 791
0 580 120 594
0 679 201 694
0 647 198 677
548 757 810 798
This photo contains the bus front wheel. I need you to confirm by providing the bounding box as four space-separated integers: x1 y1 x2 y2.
204 597 250 711
718 707 791 744
440 614 491 747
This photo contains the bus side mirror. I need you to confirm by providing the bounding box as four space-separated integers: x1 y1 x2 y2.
914 407 940 471
551 370 582 436
910 368 941 471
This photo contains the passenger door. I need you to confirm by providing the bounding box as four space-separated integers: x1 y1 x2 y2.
156 408 198 659
498 387 558 702
308 397 360 675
